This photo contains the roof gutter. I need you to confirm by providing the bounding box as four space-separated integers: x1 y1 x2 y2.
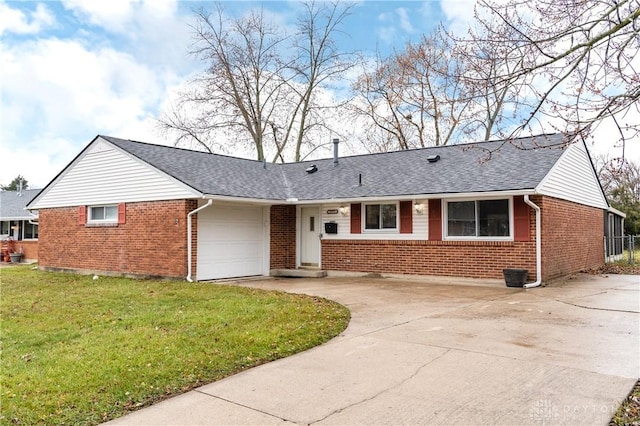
202 194 276 205
186 199 213 282
287 190 538 205
24 208 39 224
522 195 542 289
607 206 626 218
199 190 538 206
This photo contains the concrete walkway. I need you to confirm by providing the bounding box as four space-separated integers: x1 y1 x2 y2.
106 274 639 425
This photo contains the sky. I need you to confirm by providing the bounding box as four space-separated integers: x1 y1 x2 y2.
1 0 637 189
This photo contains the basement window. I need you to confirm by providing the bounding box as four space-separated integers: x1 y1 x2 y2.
88 205 118 223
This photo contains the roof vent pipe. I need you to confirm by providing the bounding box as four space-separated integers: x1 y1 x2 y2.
333 138 339 165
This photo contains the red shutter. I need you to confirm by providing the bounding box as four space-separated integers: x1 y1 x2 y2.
399 201 413 234
513 196 530 241
350 203 361 234
78 206 87 225
117 203 126 224
428 199 442 241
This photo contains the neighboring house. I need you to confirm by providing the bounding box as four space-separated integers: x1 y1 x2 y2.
27 133 616 283
1 188 40 261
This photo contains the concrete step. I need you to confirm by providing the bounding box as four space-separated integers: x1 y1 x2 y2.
270 269 327 278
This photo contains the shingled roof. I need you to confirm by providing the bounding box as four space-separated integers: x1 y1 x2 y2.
1 189 41 220
103 133 569 202
103 136 288 200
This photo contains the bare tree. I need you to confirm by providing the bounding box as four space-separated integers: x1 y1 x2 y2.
598 157 640 234
285 1 355 162
465 0 640 149
350 53 413 152
351 31 474 150
395 32 474 147
451 22 537 142
350 27 524 151
158 1 354 162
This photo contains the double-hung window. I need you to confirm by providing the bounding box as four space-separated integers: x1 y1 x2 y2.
23 221 38 239
364 203 397 231
0 221 9 237
446 199 510 238
89 205 118 223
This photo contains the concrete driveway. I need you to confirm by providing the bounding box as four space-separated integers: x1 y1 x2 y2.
106 274 639 425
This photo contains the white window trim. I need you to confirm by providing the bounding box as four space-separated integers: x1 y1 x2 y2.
443 197 514 241
88 204 118 223
21 220 38 241
362 202 399 233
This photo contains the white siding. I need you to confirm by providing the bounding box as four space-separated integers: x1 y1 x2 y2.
31 138 200 208
320 202 428 240
536 141 607 209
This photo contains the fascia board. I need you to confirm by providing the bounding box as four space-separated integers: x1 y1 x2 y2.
293 189 537 205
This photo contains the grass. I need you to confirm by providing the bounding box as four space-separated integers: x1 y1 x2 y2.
610 379 640 426
616 249 640 264
0 266 350 425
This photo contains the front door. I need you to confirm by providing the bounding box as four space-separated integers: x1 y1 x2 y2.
300 207 320 267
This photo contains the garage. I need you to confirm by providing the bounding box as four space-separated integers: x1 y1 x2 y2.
196 203 268 280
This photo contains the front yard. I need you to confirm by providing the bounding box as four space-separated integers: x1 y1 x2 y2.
0 266 350 425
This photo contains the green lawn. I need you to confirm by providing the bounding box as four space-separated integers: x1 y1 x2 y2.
611 379 640 425
0 266 350 425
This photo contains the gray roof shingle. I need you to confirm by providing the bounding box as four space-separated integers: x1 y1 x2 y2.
1 189 40 219
104 133 569 202
104 136 289 200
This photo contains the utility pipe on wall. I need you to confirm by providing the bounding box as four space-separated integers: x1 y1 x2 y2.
523 195 542 289
186 199 213 282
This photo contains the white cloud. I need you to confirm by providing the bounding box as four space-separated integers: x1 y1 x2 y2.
439 0 477 35
0 36 178 187
61 0 193 72
3 38 160 132
61 0 140 32
0 136 77 190
0 1 199 188
396 8 414 34
0 3 55 35
376 6 420 44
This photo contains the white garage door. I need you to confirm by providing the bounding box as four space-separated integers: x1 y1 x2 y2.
197 204 266 280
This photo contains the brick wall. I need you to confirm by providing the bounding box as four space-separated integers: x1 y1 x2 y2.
537 195 604 280
14 240 38 261
321 195 605 281
270 205 296 269
322 197 537 280
38 200 192 279
322 239 537 280
37 195 603 281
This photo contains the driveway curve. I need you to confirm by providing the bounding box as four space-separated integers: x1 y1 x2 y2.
106 274 639 425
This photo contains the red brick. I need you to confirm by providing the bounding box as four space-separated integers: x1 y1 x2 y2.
39 200 193 279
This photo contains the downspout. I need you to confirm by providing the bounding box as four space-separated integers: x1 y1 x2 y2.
186 199 213 282
523 195 542 289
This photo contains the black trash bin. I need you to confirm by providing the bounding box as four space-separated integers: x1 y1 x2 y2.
503 269 528 287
